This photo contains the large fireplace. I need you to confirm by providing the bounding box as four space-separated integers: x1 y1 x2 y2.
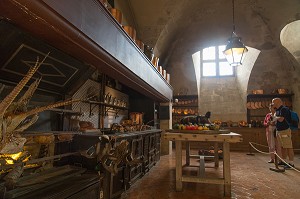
0 130 161 199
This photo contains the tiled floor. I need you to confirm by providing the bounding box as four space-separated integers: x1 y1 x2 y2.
121 150 300 199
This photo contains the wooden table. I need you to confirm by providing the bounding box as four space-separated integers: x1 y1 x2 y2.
164 130 242 197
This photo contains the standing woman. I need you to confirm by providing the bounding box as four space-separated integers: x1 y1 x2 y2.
263 104 277 163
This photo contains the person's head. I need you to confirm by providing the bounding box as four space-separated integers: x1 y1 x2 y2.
205 111 211 118
272 98 283 109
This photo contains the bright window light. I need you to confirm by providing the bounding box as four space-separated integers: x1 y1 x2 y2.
203 63 216 76
219 62 233 75
203 47 215 60
201 45 234 77
218 45 226 59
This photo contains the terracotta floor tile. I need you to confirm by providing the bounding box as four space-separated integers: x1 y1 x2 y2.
121 150 300 199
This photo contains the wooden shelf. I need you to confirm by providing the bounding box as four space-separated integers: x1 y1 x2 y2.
247 93 294 123
83 100 128 110
172 95 198 124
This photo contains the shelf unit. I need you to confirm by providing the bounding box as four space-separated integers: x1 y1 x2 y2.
246 93 294 124
84 100 128 117
172 95 198 124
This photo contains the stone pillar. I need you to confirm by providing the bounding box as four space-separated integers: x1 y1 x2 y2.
159 102 173 155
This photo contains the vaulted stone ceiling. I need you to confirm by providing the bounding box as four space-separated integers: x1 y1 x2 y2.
127 0 300 67
123 0 300 120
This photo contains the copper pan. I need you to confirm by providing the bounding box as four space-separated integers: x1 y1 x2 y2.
109 8 122 24
255 101 259 109
254 101 260 109
258 101 263 109
250 101 256 109
135 39 145 52
261 100 266 108
262 100 265 108
246 101 251 109
122 26 136 41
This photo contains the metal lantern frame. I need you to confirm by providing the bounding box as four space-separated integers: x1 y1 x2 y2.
223 0 248 66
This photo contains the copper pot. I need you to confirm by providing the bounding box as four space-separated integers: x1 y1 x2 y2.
135 39 145 52
152 57 159 67
129 112 143 125
158 66 163 74
122 26 136 41
278 88 288 94
109 8 122 24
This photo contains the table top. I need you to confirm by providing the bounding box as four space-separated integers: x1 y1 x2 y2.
163 129 242 143
166 129 230 134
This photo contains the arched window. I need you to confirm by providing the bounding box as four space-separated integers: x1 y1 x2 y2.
201 45 234 77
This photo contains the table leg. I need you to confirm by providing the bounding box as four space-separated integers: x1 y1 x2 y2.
175 140 182 191
185 141 190 166
214 142 219 168
223 142 231 197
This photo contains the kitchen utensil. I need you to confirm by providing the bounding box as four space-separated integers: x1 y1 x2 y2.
129 112 144 125
250 100 256 109
122 25 136 41
108 8 122 24
135 39 144 52
246 101 251 109
278 88 288 94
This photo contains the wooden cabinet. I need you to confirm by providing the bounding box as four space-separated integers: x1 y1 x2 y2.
246 94 293 124
172 95 198 124
225 127 300 154
126 135 143 186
